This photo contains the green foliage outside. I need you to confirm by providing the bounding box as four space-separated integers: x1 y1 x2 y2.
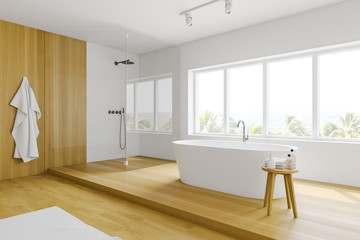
269 115 311 136
199 110 262 134
126 114 134 130
249 122 263 135
158 119 172 132
320 112 360 138
127 114 172 132
137 119 153 130
229 117 262 134
199 111 360 139
199 111 224 133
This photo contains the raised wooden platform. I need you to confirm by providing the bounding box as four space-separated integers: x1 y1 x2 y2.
0 174 237 240
49 156 360 240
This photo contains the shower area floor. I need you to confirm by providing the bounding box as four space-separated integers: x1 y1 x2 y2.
49 156 360 240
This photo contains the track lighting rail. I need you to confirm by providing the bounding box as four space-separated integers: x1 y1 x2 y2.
179 0 221 16
180 0 232 26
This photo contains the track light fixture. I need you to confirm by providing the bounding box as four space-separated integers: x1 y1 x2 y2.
185 13 192 27
225 0 232 14
180 0 233 27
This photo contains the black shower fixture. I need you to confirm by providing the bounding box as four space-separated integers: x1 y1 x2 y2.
114 59 135 65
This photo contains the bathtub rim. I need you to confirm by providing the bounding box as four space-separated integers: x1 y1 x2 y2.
173 139 298 152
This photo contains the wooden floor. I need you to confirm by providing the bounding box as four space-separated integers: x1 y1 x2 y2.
48 156 360 240
0 174 238 240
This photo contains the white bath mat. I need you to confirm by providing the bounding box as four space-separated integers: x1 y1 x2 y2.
0 206 122 240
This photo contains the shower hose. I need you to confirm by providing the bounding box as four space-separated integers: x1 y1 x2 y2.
119 108 126 150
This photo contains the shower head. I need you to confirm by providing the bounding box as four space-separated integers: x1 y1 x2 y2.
114 59 135 65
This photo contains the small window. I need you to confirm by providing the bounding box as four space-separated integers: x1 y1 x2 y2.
156 78 172 132
126 83 135 130
137 81 154 131
127 75 172 133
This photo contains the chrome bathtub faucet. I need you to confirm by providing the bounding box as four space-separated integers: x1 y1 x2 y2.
237 120 249 142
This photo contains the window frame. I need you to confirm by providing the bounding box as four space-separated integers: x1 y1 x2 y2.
190 42 360 142
127 74 172 133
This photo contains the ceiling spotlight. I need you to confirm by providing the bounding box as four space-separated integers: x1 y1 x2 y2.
225 0 232 14
180 0 233 26
185 13 192 27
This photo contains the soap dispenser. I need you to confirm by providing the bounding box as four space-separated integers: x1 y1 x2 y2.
287 153 296 170
267 154 275 169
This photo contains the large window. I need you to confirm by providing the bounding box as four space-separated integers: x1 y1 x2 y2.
127 76 172 132
268 57 312 136
228 64 263 135
191 44 360 141
319 49 360 139
196 70 224 133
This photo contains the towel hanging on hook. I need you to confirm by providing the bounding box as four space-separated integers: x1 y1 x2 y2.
10 77 41 163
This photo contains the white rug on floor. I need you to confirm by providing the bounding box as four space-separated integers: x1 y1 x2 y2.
0 206 122 240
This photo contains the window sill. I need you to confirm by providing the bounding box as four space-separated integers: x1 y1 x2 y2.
189 133 360 145
127 130 172 135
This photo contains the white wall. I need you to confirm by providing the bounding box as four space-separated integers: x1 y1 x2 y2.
87 42 139 162
137 47 180 160
176 0 360 186
87 1 360 187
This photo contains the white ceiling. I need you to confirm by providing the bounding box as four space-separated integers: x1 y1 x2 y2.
0 0 346 54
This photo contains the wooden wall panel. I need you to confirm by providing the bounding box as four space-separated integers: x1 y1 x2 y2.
0 21 45 180
45 32 86 168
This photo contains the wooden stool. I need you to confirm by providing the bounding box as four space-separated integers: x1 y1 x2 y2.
262 166 299 218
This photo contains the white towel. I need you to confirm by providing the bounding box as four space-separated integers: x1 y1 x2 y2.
10 77 41 163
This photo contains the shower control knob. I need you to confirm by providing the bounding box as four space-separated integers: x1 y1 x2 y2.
108 110 111 114
116 111 119 114
111 111 115 114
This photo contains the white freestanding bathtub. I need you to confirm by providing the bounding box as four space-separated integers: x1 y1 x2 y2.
173 140 297 199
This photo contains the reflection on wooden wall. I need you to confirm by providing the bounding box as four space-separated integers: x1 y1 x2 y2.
0 20 86 180
45 32 87 168
0 21 45 180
